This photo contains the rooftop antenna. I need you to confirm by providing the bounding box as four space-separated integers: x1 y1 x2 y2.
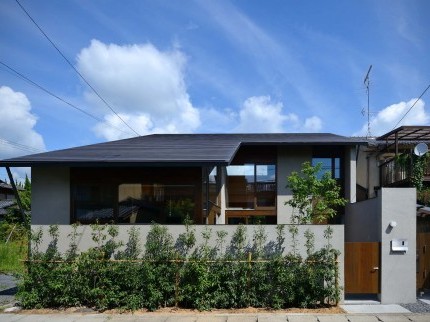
363 65 373 138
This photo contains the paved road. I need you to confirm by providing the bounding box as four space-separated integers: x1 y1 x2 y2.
1 313 430 322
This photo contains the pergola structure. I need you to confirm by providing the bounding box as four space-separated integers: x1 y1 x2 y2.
377 126 430 155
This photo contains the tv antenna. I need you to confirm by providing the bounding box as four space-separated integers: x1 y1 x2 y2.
363 65 373 137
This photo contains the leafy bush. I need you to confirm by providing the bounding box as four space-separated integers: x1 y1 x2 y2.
17 223 340 311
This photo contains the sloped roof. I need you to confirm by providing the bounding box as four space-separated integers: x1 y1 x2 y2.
0 133 366 167
377 126 430 142
0 199 16 215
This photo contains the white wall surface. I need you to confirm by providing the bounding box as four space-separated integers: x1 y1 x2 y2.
345 146 357 203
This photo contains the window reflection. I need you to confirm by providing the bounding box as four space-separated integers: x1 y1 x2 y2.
226 164 276 209
312 158 340 179
118 184 195 224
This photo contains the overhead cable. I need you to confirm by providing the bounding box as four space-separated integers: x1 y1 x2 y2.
392 84 430 130
0 137 43 154
0 60 133 136
15 0 140 137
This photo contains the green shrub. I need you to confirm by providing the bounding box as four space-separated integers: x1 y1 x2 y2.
17 223 341 311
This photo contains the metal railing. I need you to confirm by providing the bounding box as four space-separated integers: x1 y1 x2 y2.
380 157 411 186
380 155 430 186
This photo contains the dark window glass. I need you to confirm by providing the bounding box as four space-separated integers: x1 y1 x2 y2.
73 184 115 224
118 184 195 224
312 157 340 179
256 164 276 207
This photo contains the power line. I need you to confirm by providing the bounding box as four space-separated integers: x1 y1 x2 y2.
15 0 140 137
391 84 430 130
0 60 133 136
0 137 43 154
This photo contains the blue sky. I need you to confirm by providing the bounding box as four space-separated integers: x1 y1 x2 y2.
0 0 429 180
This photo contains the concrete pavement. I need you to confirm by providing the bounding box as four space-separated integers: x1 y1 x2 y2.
1 313 430 322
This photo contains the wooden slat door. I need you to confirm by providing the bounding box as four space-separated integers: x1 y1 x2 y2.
345 242 380 294
417 233 430 290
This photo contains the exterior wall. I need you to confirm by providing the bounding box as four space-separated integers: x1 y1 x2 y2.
356 146 380 199
345 197 380 242
345 188 416 304
277 146 312 224
380 188 416 304
31 223 344 301
32 167 70 225
344 146 357 203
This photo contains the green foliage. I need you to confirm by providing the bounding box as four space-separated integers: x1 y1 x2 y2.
286 161 346 224
17 223 341 311
411 154 429 191
0 240 27 273
396 152 429 191
418 188 430 206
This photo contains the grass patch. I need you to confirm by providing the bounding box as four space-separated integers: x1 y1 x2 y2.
0 240 27 274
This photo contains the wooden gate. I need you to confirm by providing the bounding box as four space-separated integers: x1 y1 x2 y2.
417 232 430 290
345 242 380 294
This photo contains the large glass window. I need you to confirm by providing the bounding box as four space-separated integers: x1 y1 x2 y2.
73 184 115 224
118 184 195 224
72 183 195 224
256 164 276 207
226 164 276 209
226 164 255 208
312 157 340 179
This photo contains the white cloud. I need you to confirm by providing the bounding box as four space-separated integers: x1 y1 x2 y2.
0 86 46 182
234 96 322 133
304 116 323 132
354 98 429 136
76 39 200 140
0 86 45 159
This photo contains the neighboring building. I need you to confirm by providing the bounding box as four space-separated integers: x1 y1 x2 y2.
0 179 18 221
355 126 430 293
0 131 418 304
0 179 16 200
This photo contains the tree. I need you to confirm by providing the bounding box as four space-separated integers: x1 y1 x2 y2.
20 174 31 212
286 161 346 224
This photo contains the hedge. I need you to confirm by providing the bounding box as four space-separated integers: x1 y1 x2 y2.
17 223 340 311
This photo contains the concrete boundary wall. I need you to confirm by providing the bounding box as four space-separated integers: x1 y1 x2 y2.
31 224 345 301
345 188 416 304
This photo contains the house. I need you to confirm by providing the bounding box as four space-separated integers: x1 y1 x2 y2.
0 179 16 200
0 179 18 221
0 131 417 304
354 126 430 294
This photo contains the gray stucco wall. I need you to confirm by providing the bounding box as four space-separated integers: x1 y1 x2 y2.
379 188 416 304
345 188 416 304
277 146 312 224
32 167 70 225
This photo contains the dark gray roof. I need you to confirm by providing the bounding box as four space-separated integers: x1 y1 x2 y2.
0 199 16 215
0 180 13 190
0 133 366 167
